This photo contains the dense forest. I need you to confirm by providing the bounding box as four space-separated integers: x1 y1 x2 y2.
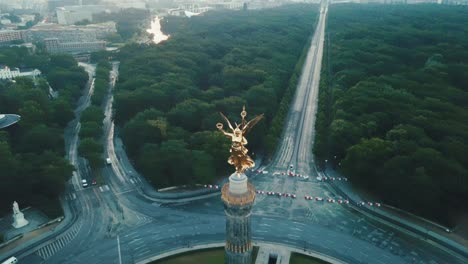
0 47 88 217
314 4 468 225
114 4 317 188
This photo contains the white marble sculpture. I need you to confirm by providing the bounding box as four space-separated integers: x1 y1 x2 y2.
12 201 29 228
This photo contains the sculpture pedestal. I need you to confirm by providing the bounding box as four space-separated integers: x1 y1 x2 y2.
12 211 29 229
228 173 248 195
222 173 256 264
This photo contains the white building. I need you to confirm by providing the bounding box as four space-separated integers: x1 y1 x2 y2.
0 66 41 80
56 5 112 25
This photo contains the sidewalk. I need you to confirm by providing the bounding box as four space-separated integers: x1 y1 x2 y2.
0 195 76 261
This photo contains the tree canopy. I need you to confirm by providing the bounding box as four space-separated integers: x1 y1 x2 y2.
115 4 317 188
0 48 87 217
314 4 468 225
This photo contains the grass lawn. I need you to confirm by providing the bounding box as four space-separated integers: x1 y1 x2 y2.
152 247 260 264
290 253 330 264
152 248 224 264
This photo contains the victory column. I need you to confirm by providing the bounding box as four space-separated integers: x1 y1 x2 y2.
217 106 263 264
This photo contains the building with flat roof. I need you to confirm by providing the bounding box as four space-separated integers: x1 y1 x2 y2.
25 22 116 43
56 5 113 25
44 37 106 54
0 30 24 43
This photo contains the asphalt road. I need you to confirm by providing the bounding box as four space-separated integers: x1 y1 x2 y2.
9 2 468 264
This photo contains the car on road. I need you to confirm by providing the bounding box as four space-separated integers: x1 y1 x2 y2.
316 176 322 181
1 256 18 264
289 164 294 169
375 202 381 207
106 158 111 165
91 179 97 185
82 179 88 188
315 197 324 201
326 198 335 203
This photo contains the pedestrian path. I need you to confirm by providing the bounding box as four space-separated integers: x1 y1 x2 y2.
35 216 83 260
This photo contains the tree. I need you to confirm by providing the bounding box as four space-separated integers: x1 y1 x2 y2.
80 122 102 140
78 138 103 170
167 99 214 132
192 150 216 183
122 109 165 156
81 106 104 124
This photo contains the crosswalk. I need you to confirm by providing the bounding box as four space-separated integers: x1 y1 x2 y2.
65 193 77 200
35 217 83 260
99 185 111 192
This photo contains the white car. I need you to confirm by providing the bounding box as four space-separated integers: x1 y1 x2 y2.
315 197 324 201
82 179 88 188
316 177 322 181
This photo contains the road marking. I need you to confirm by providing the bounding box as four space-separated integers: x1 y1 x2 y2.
115 189 135 195
129 238 142 244
99 186 104 192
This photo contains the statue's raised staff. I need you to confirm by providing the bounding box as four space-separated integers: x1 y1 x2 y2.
216 106 263 176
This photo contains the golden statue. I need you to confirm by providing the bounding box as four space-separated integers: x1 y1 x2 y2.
216 106 263 176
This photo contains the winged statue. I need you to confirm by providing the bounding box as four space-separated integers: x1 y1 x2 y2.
216 106 264 176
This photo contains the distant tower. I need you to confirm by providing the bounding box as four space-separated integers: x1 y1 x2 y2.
222 173 256 264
